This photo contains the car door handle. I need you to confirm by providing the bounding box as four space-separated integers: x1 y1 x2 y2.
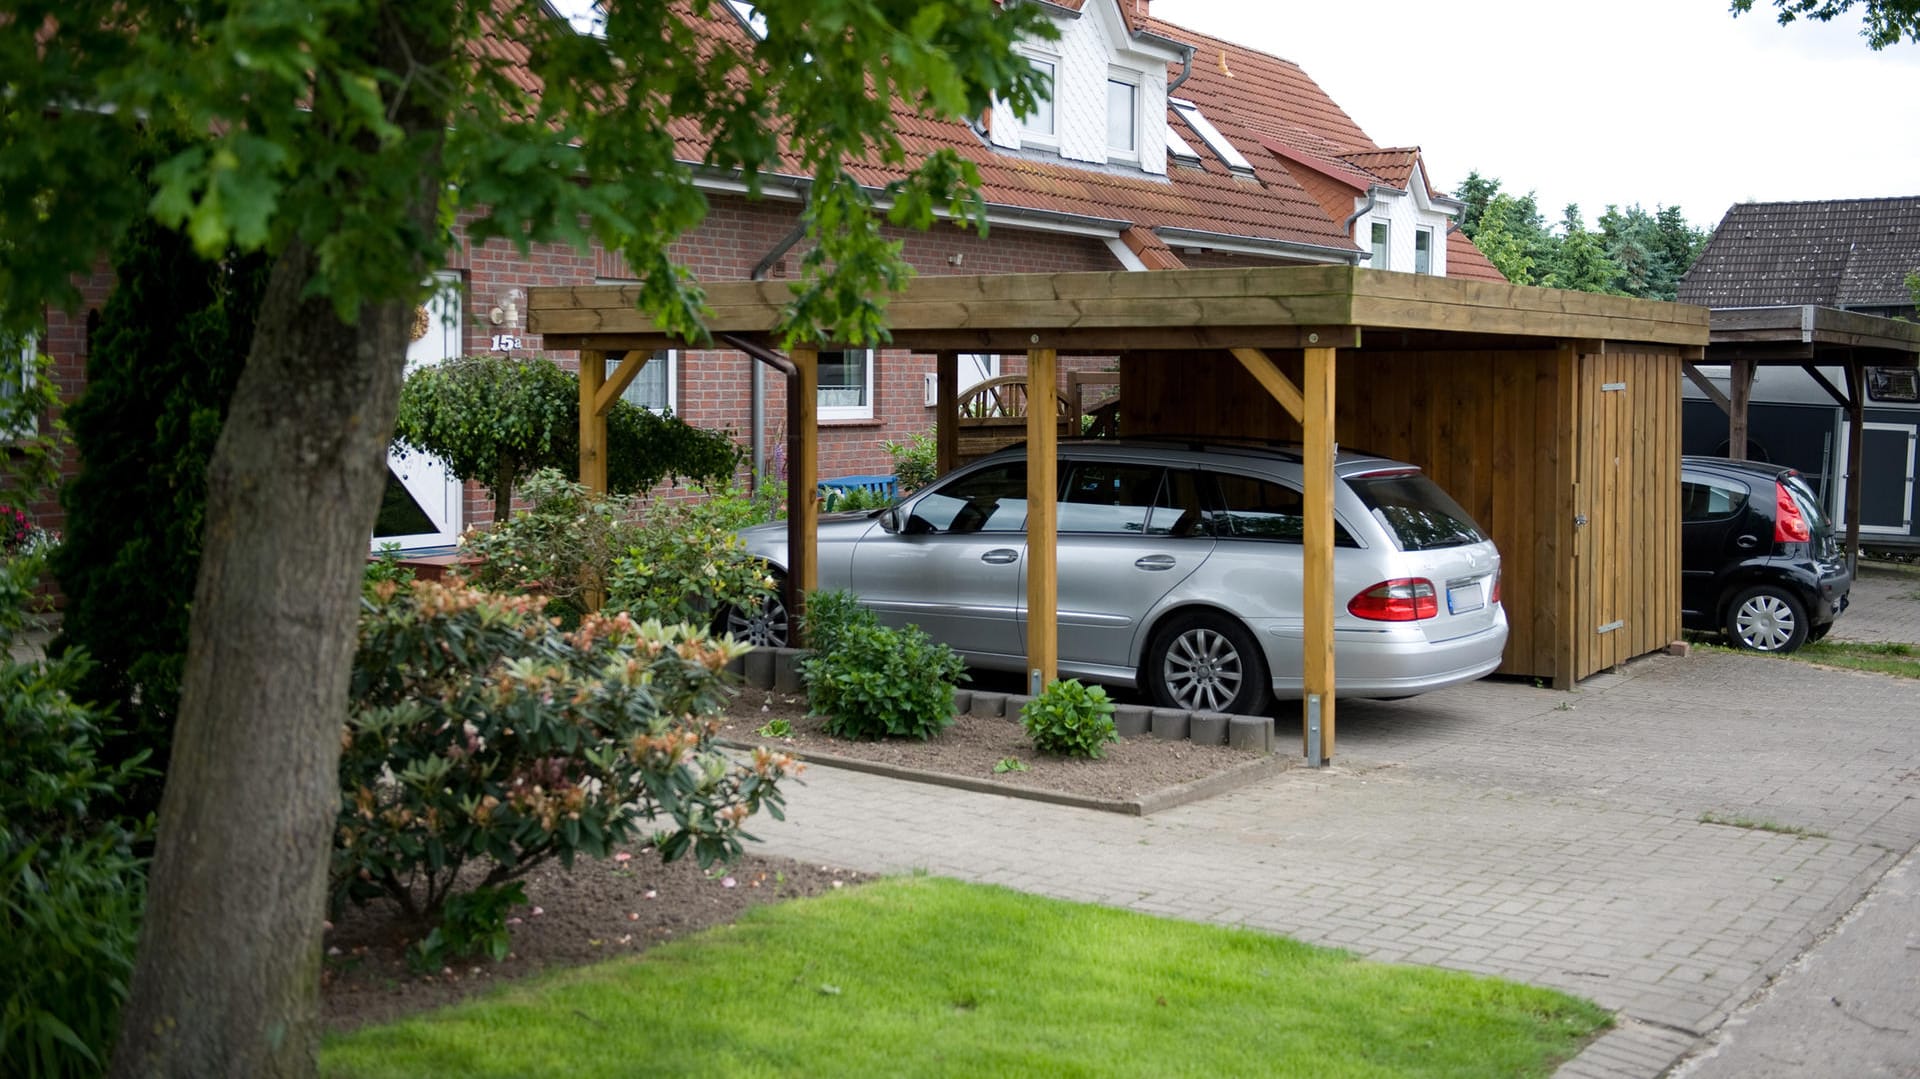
1736 535 1759 550
981 549 1020 565
1135 554 1176 571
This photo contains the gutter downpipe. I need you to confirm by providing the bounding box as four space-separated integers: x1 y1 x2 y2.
1342 186 1382 257
1165 40 1195 97
748 220 809 492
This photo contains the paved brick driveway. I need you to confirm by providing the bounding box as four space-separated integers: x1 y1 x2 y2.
754 574 1920 1078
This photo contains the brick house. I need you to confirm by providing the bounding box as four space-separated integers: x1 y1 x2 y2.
29 0 1502 551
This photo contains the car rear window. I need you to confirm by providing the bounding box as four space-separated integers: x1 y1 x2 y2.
1782 473 1831 536
1206 472 1358 547
1346 471 1486 551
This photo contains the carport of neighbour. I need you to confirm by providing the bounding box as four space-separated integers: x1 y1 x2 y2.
1684 305 1920 568
530 266 1707 760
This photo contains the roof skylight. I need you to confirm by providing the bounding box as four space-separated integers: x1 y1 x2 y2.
1170 98 1254 176
724 0 767 40
1166 126 1202 167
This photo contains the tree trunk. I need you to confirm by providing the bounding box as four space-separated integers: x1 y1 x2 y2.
108 243 415 1077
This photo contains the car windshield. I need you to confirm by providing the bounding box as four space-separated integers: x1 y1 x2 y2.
1346 471 1486 551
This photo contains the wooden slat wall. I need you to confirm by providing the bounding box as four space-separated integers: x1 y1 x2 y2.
1570 347 1682 680
1125 348 1604 685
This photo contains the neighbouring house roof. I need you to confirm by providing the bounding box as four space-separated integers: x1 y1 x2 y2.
502 0 1503 278
1679 196 1920 310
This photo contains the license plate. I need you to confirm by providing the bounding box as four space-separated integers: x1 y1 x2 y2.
1447 581 1484 614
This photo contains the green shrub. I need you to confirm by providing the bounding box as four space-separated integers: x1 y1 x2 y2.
606 494 775 627
800 614 966 741
406 882 526 973
820 484 893 512
338 579 800 925
693 474 785 529
0 554 151 1079
1022 678 1119 758
460 469 635 624
884 430 938 493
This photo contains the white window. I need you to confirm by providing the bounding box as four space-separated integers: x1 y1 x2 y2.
1414 228 1433 275
1019 58 1056 139
1169 99 1254 175
1 331 38 439
818 349 874 421
605 349 676 413
1106 76 1138 157
1166 127 1202 167
1370 221 1390 270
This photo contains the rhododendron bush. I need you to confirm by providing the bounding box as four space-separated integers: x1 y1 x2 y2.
334 579 799 921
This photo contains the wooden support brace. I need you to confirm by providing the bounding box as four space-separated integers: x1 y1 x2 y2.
1681 362 1731 415
1230 347 1305 424
593 350 650 417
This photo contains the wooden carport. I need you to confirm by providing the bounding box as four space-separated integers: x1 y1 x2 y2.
1683 305 1920 568
530 266 1707 762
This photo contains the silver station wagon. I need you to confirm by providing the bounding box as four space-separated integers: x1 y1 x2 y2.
728 440 1508 714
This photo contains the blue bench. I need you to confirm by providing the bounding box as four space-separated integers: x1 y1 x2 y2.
818 473 898 509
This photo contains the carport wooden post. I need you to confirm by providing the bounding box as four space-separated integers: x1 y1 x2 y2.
790 347 820 623
1303 346 1337 761
579 349 608 496
1025 346 1059 693
936 351 960 476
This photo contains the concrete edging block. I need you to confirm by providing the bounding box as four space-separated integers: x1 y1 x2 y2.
969 691 1007 719
772 648 807 694
1150 708 1189 741
1003 694 1032 723
742 648 776 690
949 689 972 715
1189 711 1230 746
1228 714 1275 753
1112 703 1152 738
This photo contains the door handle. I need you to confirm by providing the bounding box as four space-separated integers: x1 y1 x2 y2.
1135 554 1176 571
981 549 1020 565
1735 535 1759 550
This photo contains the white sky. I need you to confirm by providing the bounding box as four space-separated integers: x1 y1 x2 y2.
1156 0 1920 233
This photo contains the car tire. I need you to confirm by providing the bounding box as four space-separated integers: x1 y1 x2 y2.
1724 584 1808 654
713 573 790 648
1145 611 1272 715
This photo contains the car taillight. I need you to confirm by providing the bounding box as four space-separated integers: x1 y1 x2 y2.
1490 569 1501 605
1348 578 1437 621
1774 482 1810 543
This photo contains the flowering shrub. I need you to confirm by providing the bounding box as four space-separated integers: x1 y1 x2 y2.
605 493 775 627
459 469 632 624
336 579 801 924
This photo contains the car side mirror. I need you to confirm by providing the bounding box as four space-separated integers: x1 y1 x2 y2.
879 508 902 534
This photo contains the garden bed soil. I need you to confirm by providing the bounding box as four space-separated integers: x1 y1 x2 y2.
323 684 1277 1033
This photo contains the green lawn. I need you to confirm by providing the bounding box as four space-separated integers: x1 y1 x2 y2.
324 876 1608 1079
1794 639 1920 679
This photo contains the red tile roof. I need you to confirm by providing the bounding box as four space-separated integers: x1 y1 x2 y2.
1447 230 1507 282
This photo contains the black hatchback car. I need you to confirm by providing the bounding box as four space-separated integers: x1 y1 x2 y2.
1680 456 1850 653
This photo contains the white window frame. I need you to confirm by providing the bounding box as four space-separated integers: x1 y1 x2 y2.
1414 228 1434 275
606 349 677 414
1106 73 1140 161
724 0 766 39
818 348 875 422
1017 54 1058 146
1370 221 1390 270
1169 98 1254 175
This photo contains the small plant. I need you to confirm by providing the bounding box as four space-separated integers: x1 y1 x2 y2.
820 484 893 512
800 614 967 741
884 430 939 493
364 543 417 595
992 757 1029 774
801 588 874 655
1021 678 1119 759
407 882 527 973
756 717 793 739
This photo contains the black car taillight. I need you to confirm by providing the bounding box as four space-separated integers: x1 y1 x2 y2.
1774 482 1810 543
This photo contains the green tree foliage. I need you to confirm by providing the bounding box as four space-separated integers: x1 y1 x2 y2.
391 354 740 519
51 217 267 820
2 2 1055 1074
1732 0 1920 47
1455 176 1709 298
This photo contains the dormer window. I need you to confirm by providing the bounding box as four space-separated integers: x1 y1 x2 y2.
1021 57 1057 141
1106 75 1138 158
1370 221 1390 269
1415 228 1433 274
1169 99 1254 177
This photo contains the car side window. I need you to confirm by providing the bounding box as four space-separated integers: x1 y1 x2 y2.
1680 479 1747 522
1207 472 1358 547
1147 470 1208 537
908 463 1028 534
1058 462 1163 534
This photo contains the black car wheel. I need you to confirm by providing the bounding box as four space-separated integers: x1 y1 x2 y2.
1146 611 1272 715
714 574 790 648
1725 585 1808 654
